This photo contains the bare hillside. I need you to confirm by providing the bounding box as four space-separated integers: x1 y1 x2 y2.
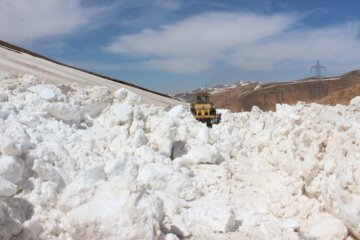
235 72 359 111
177 72 360 112
174 81 259 103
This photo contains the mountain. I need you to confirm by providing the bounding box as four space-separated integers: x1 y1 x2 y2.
176 72 360 112
174 81 260 103
0 40 181 106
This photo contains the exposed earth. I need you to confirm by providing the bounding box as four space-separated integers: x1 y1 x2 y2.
175 72 360 112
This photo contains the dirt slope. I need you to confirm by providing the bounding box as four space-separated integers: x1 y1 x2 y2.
174 82 259 103
233 72 360 111
177 71 360 112
0 40 182 106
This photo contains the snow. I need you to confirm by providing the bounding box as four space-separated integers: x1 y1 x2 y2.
0 156 24 184
46 103 84 125
29 85 65 102
0 45 182 107
0 178 17 197
307 218 347 240
1 71 360 239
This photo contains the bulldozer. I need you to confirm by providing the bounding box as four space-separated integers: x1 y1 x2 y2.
190 91 221 127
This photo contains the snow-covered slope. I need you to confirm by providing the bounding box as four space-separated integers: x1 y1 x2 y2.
0 41 181 106
1 71 360 240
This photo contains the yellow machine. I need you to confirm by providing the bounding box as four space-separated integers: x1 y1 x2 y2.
190 91 221 127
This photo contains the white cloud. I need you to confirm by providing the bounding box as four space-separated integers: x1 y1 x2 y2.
104 11 360 74
106 12 296 58
0 0 108 44
143 58 210 74
258 23 359 59
226 22 360 71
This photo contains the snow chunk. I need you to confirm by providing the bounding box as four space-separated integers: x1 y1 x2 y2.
109 103 133 124
350 96 360 109
65 179 162 240
29 84 65 102
58 166 107 212
137 163 172 190
113 88 140 104
71 85 112 118
0 178 17 197
32 158 65 189
137 163 199 201
72 166 107 185
182 197 237 234
161 233 179 240
0 156 24 184
307 218 347 240
179 144 219 164
16 74 40 88
46 102 83 125
167 105 185 119
0 133 30 157
0 201 23 239
0 110 9 120
0 93 8 102
104 156 138 180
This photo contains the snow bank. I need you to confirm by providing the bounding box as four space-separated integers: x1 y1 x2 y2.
0 71 360 239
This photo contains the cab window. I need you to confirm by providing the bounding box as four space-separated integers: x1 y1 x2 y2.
197 95 208 103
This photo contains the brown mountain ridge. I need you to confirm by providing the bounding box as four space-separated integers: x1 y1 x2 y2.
176 71 360 112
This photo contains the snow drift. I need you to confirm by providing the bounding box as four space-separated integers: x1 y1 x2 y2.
0 41 181 107
0 72 360 239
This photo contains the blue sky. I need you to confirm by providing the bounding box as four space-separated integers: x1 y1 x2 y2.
1 0 360 93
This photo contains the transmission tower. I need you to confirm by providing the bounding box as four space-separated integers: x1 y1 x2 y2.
310 60 326 78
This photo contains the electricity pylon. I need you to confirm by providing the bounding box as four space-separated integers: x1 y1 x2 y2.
310 60 326 78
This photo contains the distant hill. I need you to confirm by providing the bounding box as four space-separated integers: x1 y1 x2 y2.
174 81 260 103
175 71 360 112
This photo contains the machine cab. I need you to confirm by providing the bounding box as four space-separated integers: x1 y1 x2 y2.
196 93 209 104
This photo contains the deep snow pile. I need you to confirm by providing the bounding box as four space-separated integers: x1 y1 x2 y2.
1 73 360 240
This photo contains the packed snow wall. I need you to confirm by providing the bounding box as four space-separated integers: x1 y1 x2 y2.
0 72 360 239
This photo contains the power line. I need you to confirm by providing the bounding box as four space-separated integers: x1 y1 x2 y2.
309 60 327 103
310 60 326 78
